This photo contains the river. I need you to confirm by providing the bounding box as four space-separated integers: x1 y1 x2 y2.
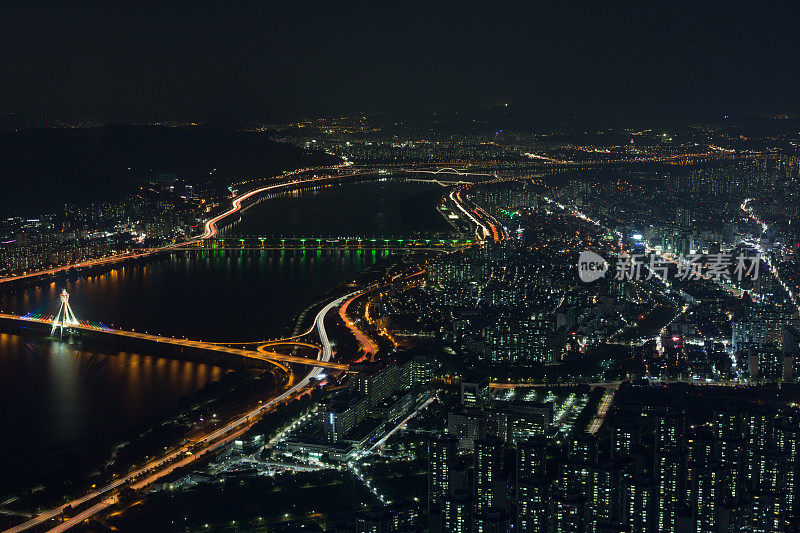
0 178 448 497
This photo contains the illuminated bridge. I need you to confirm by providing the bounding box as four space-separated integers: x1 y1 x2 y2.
402 167 497 178
1 293 350 371
406 178 471 186
168 236 472 251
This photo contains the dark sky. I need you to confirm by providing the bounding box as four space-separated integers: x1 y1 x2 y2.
1 1 799 127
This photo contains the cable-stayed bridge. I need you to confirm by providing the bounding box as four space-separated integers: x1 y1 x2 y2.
3 290 349 371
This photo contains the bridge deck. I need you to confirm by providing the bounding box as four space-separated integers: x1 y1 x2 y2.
0 314 349 371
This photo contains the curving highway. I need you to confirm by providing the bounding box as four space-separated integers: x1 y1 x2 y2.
448 186 506 243
741 198 800 315
3 291 355 533
0 166 373 286
338 291 379 356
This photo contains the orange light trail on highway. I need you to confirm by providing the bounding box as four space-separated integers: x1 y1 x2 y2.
0 167 378 286
0 313 348 370
339 292 379 356
4 291 354 533
450 186 505 243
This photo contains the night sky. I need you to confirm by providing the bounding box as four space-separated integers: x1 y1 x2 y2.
1 1 799 126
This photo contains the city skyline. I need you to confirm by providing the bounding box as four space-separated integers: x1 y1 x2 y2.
3 2 800 532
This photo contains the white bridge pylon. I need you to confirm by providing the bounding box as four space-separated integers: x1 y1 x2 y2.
51 288 80 337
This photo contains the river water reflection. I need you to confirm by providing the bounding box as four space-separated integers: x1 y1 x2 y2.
0 179 446 496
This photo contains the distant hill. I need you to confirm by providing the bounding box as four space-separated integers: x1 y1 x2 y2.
0 124 337 216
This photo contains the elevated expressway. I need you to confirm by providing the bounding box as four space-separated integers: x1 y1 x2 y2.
2 292 353 533
0 166 375 286
448 186 508 243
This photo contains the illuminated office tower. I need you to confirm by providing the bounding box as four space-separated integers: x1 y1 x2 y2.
675 206 691 229
515 437 548 531
460 380 488 408
655 409 687 532
474 436 504 533
754 347 785 381
516 436 546 481
685 427 714 503
562 433 596 494
718 500 751 532
516 478 549 532
656 408 686 451
713 406 746 503
355 505 419 532
785 326 800 382
733 304 799 363
749 447 783 532
621 475 655 533
611 420 639 493
442 491 473 533
552 493 586 533
745 408 775 487
776 408 800 527
553 434 596 532
429 433 459 527
655 451 685 532
612 421 636 459
690 460 722 533
590 459 625 532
